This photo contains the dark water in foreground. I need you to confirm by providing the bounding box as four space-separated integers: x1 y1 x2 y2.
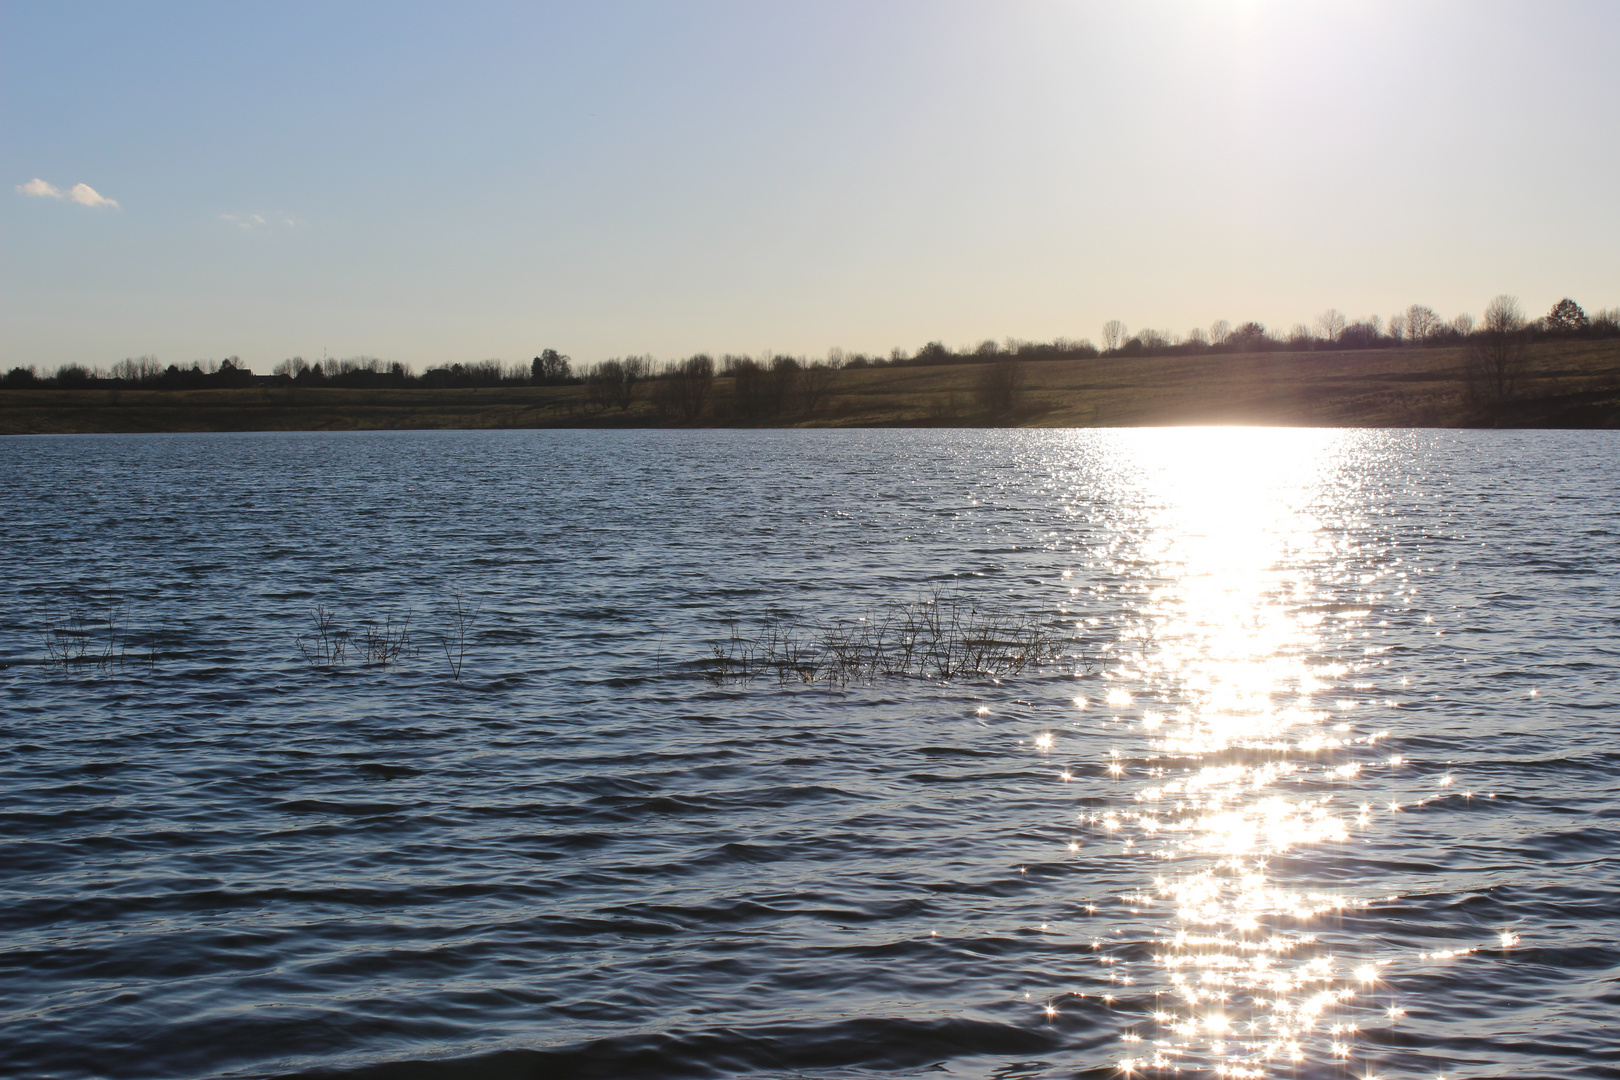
1 429 1617 1080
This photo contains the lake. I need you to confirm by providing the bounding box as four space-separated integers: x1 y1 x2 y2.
1 428 1616 1080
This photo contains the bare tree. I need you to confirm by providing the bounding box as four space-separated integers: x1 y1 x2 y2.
798 362 838 415
584 360 619 411
587 356 650 411
974 355 1025 416
1483 294 1524 334
1186 327 1209 348
1209 319 1231 346
1314 309 1346 343
1406 304 1440 343
1101 320 1126 352
730 357 765 419
1465 294 1528 403
766 355 800 416
112 355 165 384
1452 312 1474 336
1388 314 1407 343
655 354 715 420
621 356 650 409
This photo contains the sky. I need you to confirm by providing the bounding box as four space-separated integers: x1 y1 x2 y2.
4 0 1618 373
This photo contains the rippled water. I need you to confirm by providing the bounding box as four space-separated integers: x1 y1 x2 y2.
2 428 1617 1080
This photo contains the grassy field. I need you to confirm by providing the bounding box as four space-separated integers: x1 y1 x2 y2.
4 340 1618 434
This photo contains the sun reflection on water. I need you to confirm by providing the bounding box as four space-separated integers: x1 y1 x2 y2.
1060 431 1477 1078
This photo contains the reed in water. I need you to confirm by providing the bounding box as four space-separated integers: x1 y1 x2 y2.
702 590 1075 685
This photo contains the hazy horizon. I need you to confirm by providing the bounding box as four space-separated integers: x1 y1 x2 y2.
4 1 1617 372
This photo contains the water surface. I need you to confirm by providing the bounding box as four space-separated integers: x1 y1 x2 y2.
1 428 1616 1079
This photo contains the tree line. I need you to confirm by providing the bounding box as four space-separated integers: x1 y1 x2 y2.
1095 296 1617 358
5 296 1612 403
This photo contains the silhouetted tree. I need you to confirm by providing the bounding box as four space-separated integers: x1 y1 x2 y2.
974 355 1024 416
1465 294 1528 403
1229 322 1268 350
1209 319 1231 347
532 348 572 384
764 355 800 415
730 357 765 420
586 356 648 411
798 362 837 415
111 355 163 384
3 366 39 386
1388 313 1407 343
1452 313 1474 337
215 357 253 386
1315 309 1346 343
1101 320 1126 352
1545 298 1588 335
660 354 715 420
1339 320 1380 349
418 360 510 387
1406 305 1440 343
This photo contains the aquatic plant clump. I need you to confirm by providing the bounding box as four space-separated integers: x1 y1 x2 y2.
702 592 1075 685
296 603 421 671
40 602 165 673
294 597 475 679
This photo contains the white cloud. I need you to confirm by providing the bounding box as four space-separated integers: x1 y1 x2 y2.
68 183 118 208
17 178 63 198
16 177 119 208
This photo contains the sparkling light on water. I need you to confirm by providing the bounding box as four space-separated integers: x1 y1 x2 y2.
1058 431 1499 1078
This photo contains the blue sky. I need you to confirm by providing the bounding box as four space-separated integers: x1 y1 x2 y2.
4 1 1618 372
